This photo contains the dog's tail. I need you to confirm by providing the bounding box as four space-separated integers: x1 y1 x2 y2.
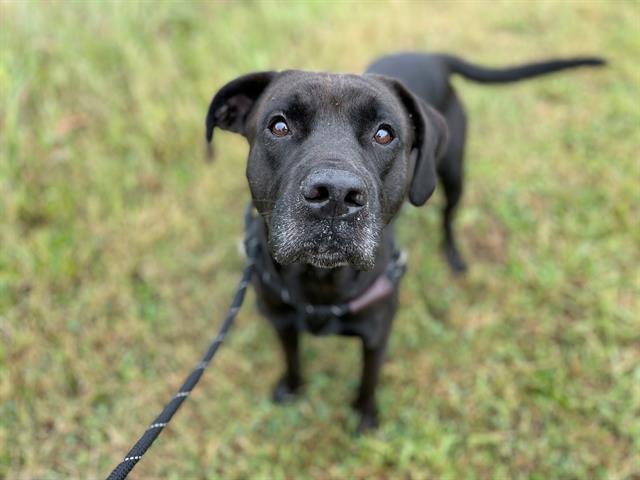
442 55 606 84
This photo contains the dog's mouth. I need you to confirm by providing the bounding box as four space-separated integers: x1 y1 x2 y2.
269 216 380 270
303 251 350 269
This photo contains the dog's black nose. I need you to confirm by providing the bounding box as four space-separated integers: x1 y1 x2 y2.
302 169 367 219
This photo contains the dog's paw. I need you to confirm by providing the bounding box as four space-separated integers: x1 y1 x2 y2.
444 244 467 274
271 376 303 404
351 397 379 434
355 412 379 435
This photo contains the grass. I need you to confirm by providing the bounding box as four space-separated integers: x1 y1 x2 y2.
1 0 639 478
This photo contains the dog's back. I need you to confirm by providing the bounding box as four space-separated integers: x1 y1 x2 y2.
367 53 452 108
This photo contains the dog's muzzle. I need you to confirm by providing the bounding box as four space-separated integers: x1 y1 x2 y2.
269 168 380 269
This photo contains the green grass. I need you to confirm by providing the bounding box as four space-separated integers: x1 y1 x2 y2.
1 1 639 478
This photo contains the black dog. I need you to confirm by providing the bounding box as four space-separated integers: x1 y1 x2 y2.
205 52 604 432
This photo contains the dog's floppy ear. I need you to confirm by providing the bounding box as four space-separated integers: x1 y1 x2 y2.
205 71 276 159
373 76 448 206
407 101 448 206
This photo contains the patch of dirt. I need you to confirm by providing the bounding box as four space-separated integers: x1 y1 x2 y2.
463 213 509 265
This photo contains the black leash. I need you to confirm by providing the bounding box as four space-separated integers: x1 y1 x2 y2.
106 261 252 480
106 210 258 480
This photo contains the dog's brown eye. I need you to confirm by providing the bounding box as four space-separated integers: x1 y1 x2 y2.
374 126 393 145
270 118 289 137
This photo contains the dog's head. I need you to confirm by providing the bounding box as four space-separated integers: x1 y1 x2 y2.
206 71 447 270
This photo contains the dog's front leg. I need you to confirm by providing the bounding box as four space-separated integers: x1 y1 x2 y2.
272 325 303 403
352 340 387 433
